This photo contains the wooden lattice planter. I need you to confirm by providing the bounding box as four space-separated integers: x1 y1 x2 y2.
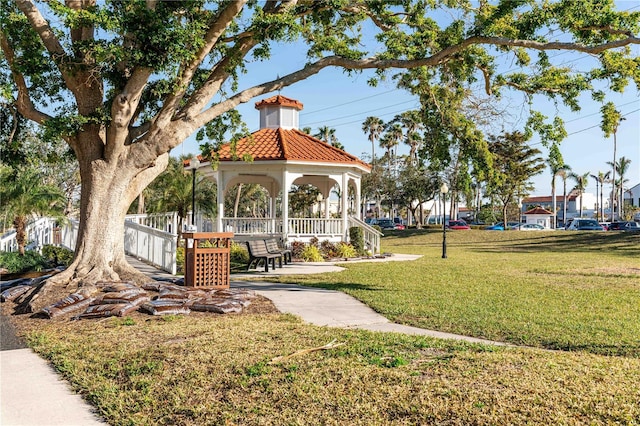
183 232 234 289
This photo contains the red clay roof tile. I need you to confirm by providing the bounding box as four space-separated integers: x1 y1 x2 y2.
215 128 370 169
255 95 304 110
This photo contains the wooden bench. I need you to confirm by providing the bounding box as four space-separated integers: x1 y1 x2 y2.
246 240 282 272
265 239 292 265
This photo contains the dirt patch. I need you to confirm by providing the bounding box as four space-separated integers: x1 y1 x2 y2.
588 267 640 276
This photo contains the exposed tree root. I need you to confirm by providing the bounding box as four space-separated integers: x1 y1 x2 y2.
15 258 153 315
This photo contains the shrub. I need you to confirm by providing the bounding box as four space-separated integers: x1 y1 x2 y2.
336 242 357 259
230 242 249 265
349 227 364 254
0 250 51 274
41 245 74 267
291 241 306 259
176 247 185 273
320 240 339 259
300 245 324 262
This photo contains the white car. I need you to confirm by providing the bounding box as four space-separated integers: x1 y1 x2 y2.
515 223 546 231
566 219 604 231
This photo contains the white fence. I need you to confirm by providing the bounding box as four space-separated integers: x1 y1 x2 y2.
124 221 177 275
2 216 177 275
2 212 380 273
1 217 59 253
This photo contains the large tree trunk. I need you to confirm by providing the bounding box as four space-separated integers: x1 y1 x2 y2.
19 151 169 313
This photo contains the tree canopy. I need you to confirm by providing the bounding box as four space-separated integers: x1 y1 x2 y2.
1 0 639 309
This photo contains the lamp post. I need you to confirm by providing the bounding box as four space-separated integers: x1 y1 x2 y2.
441 183 448 259
518 200 523 226
191 156 200 229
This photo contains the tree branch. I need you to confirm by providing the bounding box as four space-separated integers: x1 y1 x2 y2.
15 0 74 88
159 0 249 127
191 32 639 129
106 67 153 160
0 32 52 125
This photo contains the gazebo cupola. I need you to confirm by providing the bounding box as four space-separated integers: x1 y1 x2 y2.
256 95 303 130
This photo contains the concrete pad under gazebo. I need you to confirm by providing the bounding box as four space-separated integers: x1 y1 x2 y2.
186 95 380 252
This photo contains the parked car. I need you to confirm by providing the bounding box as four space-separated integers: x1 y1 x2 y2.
599 222 610 231
607 221 640 231
566 218 604 231
447 220 471 230
514 223 545 231
485 221 520 231
376 219 397 230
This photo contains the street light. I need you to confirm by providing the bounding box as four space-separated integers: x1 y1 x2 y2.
441 183 448 259
518 200 523 225
191 156 200 229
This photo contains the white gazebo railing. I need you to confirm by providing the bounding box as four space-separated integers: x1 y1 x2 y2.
2 213 380 276
348 217 382 254
221 218 281 235
287 218 343 238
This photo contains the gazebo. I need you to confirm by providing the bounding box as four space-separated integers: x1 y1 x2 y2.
522 206 554 229
187 95 378 249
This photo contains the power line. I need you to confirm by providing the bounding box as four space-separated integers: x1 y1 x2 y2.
300 89 401 116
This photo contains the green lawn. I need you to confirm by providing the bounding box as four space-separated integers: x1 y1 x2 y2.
14 230 640 425
276 230 640 356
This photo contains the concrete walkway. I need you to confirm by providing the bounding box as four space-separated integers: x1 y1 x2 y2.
1 254 507 425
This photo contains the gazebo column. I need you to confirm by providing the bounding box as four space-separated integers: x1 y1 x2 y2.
354 179 362 220
341 173 349 241
281 170 291 242
215 170 225 232
324 197 331 219
270 194 277 234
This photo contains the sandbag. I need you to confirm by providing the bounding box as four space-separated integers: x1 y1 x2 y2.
76 303 139 319
139 300 191 316
214 289 257 299
94 292 150 306
41 292 95 319
1 285 32 302
189 299 244 314
96 281 137 293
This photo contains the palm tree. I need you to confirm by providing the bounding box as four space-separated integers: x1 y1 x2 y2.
600 103 625 221
314 126 341 148
0 166 65 255
569 171 590 218
361 116 384 166
610 156 632 219
590 171 610 222
145 155 216 244
396 111 423 164
405 132 423 165
556 165 571 226
547 143 565 229
386 123 403 169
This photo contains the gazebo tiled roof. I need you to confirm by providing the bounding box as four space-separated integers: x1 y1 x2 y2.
524 207 553 215
254 95 303 110
215 128 370 170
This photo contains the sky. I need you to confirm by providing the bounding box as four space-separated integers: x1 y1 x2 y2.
174 3 640 199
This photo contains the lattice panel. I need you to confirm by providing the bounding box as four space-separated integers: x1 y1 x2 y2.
192 249 230 289
183 233 233 289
